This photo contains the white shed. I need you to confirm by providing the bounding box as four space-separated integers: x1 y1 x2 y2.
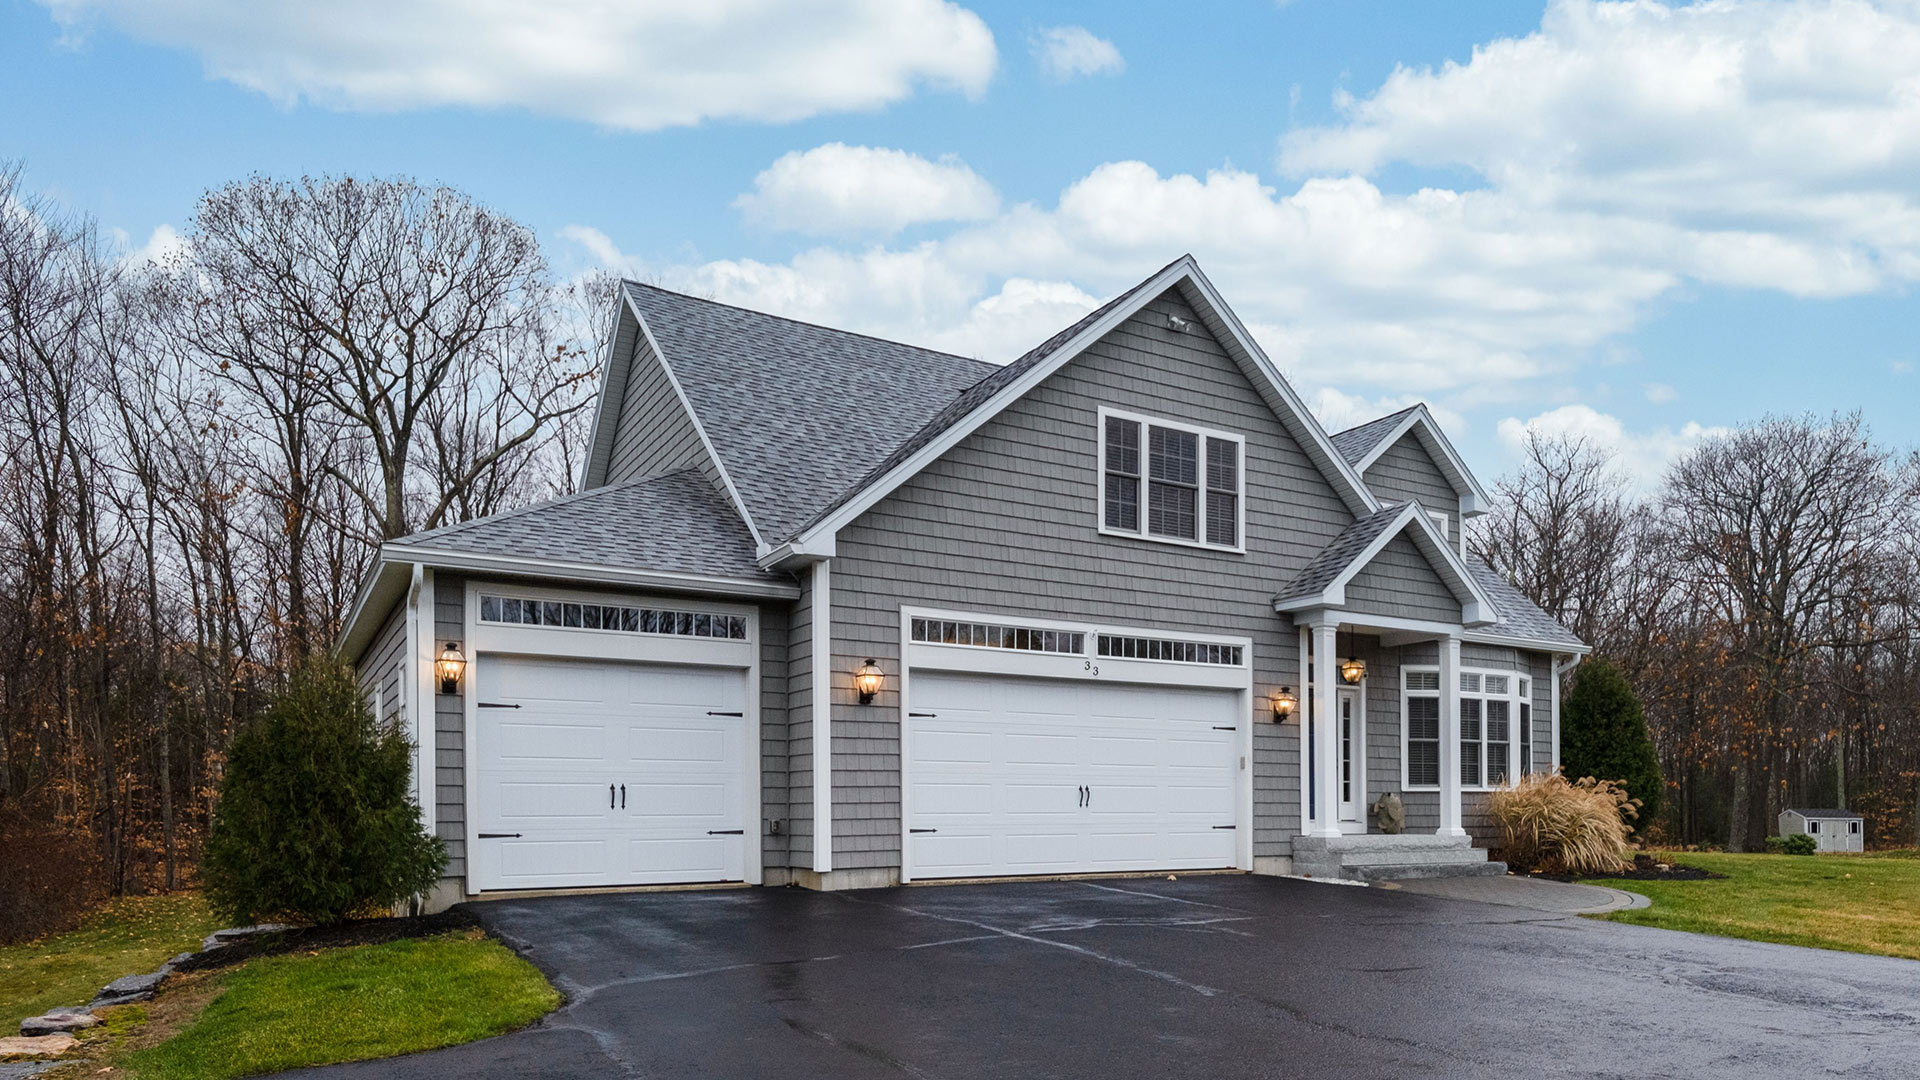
1778 808 1865 853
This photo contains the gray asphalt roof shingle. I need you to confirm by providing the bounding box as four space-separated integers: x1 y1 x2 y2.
1328 405 1420 467
393 469 783 584
1464 560 1585 649
624 283 996 543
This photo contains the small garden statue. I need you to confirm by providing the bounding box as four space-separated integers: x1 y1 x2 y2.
1371 791 1405 834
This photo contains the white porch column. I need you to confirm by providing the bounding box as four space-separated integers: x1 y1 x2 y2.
1438 635 1466 837
1308 622 1342 838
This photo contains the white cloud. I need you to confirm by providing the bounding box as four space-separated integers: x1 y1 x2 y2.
1643 381 1678 404
1497 404 1727 489
735 144 1000 237
553 2 1920 428
1279 0 1920 297
112 223 186 267
1032 26 1124 81
1893 359 1915 375
37 0 997 131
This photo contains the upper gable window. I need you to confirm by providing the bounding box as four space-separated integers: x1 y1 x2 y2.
1098 407 1243 552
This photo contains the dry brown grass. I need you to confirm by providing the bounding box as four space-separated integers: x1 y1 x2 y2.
1488 772 1640 874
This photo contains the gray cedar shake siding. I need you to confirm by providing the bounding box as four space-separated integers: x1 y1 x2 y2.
1362 432 1460 542
786 571 815 867
435 574 467 879
601 328 725 490
1342 532 1460 624
757 605 790 869
827 289 1351 867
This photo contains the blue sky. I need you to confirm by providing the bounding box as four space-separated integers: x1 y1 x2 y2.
6 0 1916 484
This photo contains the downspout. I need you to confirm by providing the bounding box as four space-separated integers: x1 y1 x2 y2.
1550 653 1583 774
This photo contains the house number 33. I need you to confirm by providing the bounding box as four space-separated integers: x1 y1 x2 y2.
1084 660 1101 676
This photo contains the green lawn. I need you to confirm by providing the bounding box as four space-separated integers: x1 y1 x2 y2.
1586 850 1920 960
122 931 560 1080
0 892 223 1033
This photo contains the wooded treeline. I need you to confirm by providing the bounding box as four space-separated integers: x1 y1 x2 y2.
3 165 1916 940
0 166 606 939
1474 422 1920 850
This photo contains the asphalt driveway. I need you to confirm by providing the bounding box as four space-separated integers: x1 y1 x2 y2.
288 874 1919 1079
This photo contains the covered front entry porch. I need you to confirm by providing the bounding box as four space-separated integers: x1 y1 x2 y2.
1286 613 1503 882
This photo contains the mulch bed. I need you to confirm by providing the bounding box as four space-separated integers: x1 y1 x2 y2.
174 908 480 973
1512 854 1727 884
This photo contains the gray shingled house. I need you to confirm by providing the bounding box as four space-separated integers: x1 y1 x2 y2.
340 255 1588 909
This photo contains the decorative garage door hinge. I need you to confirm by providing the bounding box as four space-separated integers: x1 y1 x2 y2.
1212 725 1236 731
1212 824 1237 830
478 702 521 709
910 828 938 834
707 829 745 835
478 832 523 839
908 712 937 718
707 710 744 717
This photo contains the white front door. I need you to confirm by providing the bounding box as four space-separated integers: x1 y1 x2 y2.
905 671 1240 880
1337 687 1365 830
470 654 750 891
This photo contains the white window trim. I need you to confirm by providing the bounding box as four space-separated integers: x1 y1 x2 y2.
1427 509 1451 541
1402 665 1526 792
1096 406 1247 554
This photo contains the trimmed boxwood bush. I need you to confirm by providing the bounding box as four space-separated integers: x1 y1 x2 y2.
203 656 445 925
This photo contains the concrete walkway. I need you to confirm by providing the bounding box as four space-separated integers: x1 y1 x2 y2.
1383 874 1649 914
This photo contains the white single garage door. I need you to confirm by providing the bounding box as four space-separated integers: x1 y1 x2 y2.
906 671 1239 880
470 654 750 892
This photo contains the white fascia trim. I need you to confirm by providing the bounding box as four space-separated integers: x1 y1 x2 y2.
622 292 767 552
810 560 833 873
381 544 802 601
786 256 1381 552
1346 405 1492 518
1468 632 1593 656
338 559 413 664
576 299 630 492
758 535 837 571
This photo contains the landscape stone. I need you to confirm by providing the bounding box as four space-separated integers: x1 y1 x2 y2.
201 923 294 951
0 1035 76 1061
17 1010 97 1037
90 970 167 1006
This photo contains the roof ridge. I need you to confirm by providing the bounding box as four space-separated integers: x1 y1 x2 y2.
394 468 708 546
623 280 997 374
1331 403 1423 440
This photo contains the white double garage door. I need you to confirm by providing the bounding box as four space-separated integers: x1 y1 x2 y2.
469 656 1242 890
906 672 1241 880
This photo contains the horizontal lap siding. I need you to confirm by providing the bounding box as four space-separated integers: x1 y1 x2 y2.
604 329 724 490
435 575 467 879
1344 533 1459 624
831 290 1352 868
786 573 814 866
1363 435 1458 540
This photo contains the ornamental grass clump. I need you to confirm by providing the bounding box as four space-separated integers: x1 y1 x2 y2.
1488 772 1641 875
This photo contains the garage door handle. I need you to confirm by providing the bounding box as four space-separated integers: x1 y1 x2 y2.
708 710 744 717
478 833 522 839
479 702 521 709
708 829 745 835
910 828 937 834
621 784 626 809
610 784 616 809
